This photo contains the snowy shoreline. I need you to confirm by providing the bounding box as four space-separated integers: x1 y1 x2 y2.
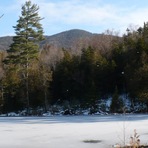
0 115 148 148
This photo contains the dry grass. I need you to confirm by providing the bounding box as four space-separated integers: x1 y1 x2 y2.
114 129 148 148
129 129 140 147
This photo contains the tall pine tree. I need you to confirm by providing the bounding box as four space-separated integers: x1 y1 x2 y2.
4 1 44 113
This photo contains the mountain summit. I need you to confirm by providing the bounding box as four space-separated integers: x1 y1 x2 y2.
0 29 118 54
0 29 96 51
41 29 94 49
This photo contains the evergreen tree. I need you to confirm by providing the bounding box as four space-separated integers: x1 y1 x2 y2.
38 57 52 111
80 46 98 100
110 87 123 113
4 1 44 113
52 49 73 102
1 68 22 112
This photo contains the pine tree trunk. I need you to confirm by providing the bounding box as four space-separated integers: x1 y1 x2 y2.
26 58 30 114
44 90 47 112
26 74 30 114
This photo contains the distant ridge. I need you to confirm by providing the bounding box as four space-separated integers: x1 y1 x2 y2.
41 29 95 50
0 29 94 51
0 29 117 53
50 29 93 37
0 36 13 50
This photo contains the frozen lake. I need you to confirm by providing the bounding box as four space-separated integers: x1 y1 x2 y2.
0 114 148 148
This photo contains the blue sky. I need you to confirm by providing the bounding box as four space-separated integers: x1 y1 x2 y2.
0 0 148 37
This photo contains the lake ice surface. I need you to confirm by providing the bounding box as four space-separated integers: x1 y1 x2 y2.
0 114 148 148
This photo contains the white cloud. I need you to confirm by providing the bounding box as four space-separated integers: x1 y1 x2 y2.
33 0 147 34
1 0 148 36
37 1 116 24
31 0 120 34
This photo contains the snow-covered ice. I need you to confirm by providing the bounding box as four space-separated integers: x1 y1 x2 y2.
0 114 148 148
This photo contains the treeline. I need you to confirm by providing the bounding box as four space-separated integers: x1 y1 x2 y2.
51 24 148 113
0 1 148 114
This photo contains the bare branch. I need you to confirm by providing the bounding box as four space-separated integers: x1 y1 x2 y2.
0 14 4 19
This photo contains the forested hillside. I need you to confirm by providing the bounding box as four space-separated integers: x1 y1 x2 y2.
0 29 116 54
0 0 148 115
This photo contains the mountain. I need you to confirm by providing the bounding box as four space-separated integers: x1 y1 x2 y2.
41 29 94 50
0 29 119 55
0 29 98 51
0 36 13 50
